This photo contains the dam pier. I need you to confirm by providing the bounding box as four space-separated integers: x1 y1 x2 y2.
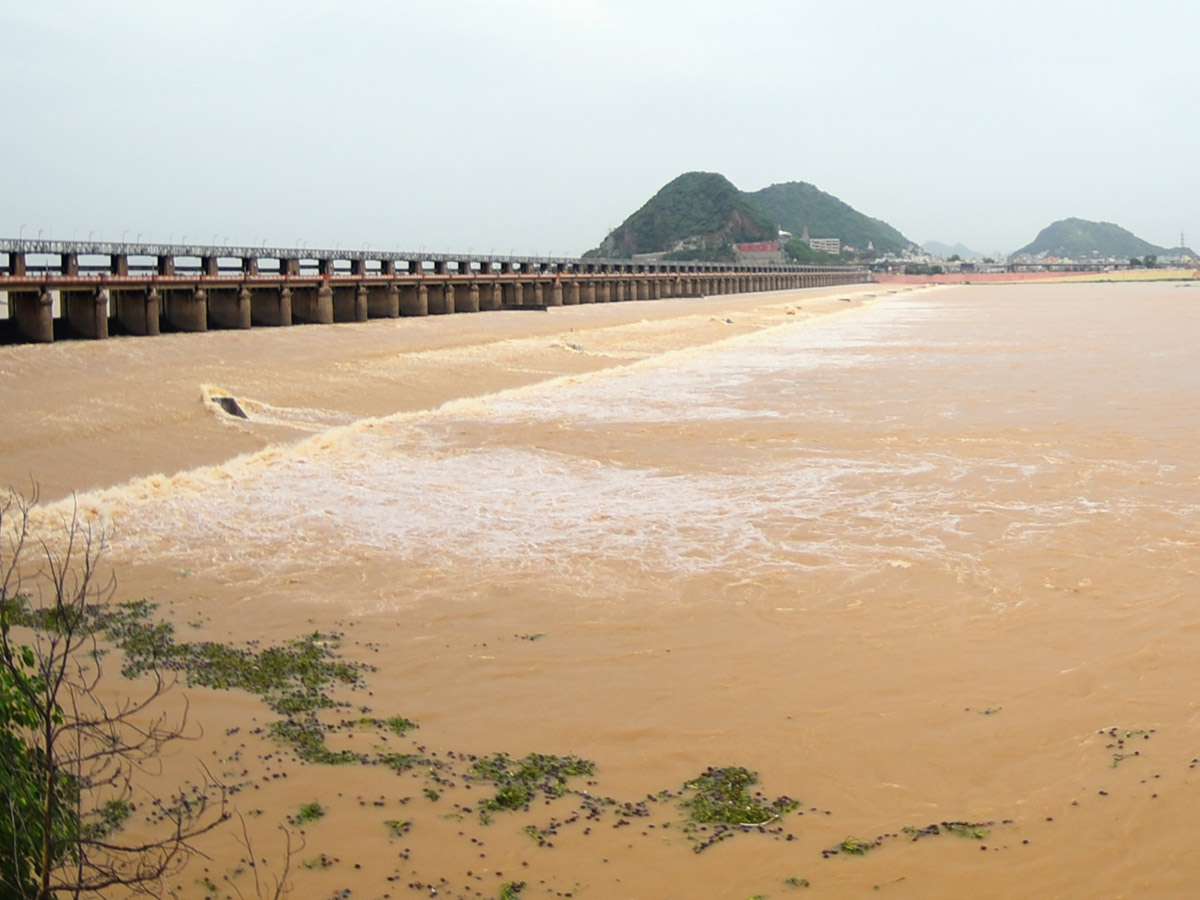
0 239 871 344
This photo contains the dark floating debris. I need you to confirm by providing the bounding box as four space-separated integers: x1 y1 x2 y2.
212 394 248 419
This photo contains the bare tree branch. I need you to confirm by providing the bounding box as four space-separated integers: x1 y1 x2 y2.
0 488 231 900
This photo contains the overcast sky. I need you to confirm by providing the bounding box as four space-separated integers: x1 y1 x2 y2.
2 0 1196 257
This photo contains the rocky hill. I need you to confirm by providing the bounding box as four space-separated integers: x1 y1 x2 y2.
585 172 913 262
1013 218 1166 259
586 172 777 261
747 181 913 256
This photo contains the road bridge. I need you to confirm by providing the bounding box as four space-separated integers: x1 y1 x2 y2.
0 239 871 344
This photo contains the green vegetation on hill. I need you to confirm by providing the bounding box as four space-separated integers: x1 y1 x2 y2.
747 181 913 256
587 172 779 260
1013 218 1166 259
663 245 737 262
584 172 914 262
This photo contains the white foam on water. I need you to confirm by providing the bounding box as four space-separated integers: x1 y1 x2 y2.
466 317 884 425
49 290 1200 607
84 417 1187 606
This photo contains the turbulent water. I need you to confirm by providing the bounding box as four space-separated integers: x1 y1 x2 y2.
21 282 1200 899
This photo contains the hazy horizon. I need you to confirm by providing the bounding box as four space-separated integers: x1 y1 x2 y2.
2 0 1195 258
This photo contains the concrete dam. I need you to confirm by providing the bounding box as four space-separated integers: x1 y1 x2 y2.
0 239 872 344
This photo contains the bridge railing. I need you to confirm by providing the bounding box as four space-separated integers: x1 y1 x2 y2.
0 238 867 278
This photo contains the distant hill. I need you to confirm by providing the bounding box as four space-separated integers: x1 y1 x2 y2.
923 240 985 260
586 172 777 261
1013 218 1167 259
584 172 913 262
747 181 914 256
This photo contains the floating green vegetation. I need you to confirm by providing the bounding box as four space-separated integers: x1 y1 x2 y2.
901 820 990 843
120 624 362 713
7 588 859 892
292 801 325 825
385 819 412 838
0 591 87 631
681 767 798 825
45 600 441 777
901 824 935 841
677 767 799 853
81 798 133 840
384 715 419 735
784 876 811 888
498 882 526 900
943 821 990 840
76 600 433 764
834 836 879 856
379 751 424 772
5 595 394 762
516 633 545 642
469 753 596 821
269 718 360 765
831 819 996 857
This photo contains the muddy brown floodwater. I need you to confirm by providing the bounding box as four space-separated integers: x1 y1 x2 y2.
6 281 1200 899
